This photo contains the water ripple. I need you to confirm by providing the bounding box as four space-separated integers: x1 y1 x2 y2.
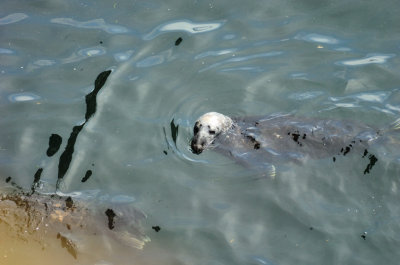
51 18 129 34
194 48 237 60
143 19 225 40
295 32 340 44
337 54 395 66
0 48 14 54
61 46 106 64
0 13 28 25
8 92 40 102
114 50 135 62
199 51 282 72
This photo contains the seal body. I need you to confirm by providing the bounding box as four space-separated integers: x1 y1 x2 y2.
191 112 386 175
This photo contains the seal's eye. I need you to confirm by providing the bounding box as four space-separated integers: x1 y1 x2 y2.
194 126 199 134
209 130 215 135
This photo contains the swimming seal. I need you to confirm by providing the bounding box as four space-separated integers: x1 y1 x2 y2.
191 112 400 175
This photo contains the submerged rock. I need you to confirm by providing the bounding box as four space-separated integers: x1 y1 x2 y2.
0 190 149 259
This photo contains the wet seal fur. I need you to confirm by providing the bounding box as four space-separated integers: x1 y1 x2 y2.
191 112 400 176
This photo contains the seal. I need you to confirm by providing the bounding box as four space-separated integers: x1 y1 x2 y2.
191 112 400 175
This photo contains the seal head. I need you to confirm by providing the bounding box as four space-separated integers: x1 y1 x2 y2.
190 112 233 154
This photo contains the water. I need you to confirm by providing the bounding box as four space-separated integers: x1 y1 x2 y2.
1 0 400 264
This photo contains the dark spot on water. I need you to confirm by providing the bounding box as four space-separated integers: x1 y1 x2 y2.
33 168 43 184
287 132 290 135
254 142 260 149
66 224 71 230
255 122 259 126
170 119 179 147
81 170 92 183
364 154 378 174
92 163 95 166
362 149 369 158
175 37 182 46
65 196 73 209
85 70 111 121
351 140 356 144
105 208 116 230
361 233 367 240
309 227 314 231
57 233 77 259
302 134 306 139
58 124 84 184
57 70 111 189
99 41 103 44
163 150 168 155
340 147 343 152
333 157 336 162
31 168 43 194
5 176 11 183
152 226 161 232
46 134 62 157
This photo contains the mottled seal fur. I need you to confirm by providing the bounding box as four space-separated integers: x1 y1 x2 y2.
191 112 399 176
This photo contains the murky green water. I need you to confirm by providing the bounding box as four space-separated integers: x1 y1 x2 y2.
1 0 400 264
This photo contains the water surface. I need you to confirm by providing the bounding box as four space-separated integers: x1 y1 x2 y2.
1 0 400 264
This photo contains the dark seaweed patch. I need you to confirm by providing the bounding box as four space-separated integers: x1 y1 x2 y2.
81 170 92 183
362 149 368 158
152 226 161 232
57 70 111 189
5 176 11 183
170 119 179 147
364 154 378 174
33 168 43 185
361 232 367 240
175 37 183 46
85 70 112 120
31 168 43 194
105 208 116 230
57 233 77 259
58 124 84 183
46 134 62 157
65 196 73 209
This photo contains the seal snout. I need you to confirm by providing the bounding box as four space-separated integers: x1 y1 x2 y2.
190 139 203 154
190 134 205 154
